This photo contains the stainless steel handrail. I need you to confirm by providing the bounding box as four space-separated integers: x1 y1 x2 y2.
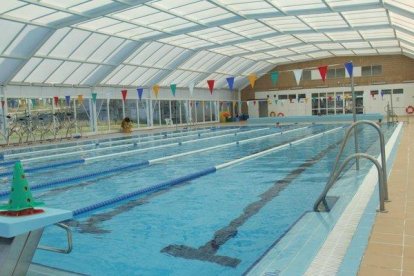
313 120 388 212
38 223 73 254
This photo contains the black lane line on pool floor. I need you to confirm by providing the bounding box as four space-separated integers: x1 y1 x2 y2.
62 129 328 233
161 137 346 268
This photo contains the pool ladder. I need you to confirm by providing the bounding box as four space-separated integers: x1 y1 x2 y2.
313 120 388 212
37 223 73 254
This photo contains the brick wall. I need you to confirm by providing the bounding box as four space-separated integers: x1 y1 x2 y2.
241 55 414 101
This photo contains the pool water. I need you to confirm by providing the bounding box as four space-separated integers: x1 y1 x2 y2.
0 124 397 275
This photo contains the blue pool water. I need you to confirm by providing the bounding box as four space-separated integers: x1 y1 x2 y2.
0 124 397 275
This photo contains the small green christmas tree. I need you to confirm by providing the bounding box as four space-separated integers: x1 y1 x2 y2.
0 162 43 213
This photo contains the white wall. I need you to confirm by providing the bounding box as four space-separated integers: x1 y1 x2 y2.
248 83 414 117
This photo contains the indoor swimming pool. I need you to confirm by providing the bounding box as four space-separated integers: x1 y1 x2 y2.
0 123 399 275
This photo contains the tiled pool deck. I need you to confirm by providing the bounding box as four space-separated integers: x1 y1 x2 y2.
359 123 414 275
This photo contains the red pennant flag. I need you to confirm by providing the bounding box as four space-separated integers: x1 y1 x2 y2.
1 100 4 108
318 66 328 82
253 100 256 106
121 89 127 101
53 96 59 106
207 80 215 95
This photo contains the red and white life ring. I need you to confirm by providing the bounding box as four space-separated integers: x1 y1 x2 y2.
277 112 285 117
406 106 414 114
269 111 276 117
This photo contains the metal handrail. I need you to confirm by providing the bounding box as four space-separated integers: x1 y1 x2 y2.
316 153 386 212
313 120 388 212
38 223 73 254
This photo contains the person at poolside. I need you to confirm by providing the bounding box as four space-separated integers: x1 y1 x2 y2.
121 117 132 133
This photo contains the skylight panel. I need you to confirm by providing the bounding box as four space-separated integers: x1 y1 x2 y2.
46 61 80 84
64 63 97 84
268 57 290 64
342 41 371 49
6 4 55 21
390 12 414 31
12 58 42 82
49 29 90 58
129 28 163 40
164 22 198 32
0 19 24 54
222 20 275 37
287 54 311 61
98 22 137 35
396 30 414 42
290 44 319 53
370 40 399 47
129 67 160 86
342 9 388 27
386 0 414 12
196 73 222 88
150 0 197 11
216 58 254 75
0 0 26 14
180 51 225 71
221 1 280 16
141 44 181 68
262 16 310 31
326 30 361 40
267 49 295 56
300 13 348 29
360 29 395 39
296 33 330 42
400 42 414 52
70 33 108 60
106 65 135 84
190 27 242 44
112 5 158 20
308 51 333 58
160 70 192 86
325 0 380 9
132 12 175 25
71 0 113 13
3 25 50 57
124 67 163 86
236 40 273 51
88 37 124 63
37 28 71 56
127 42 163 64
353 48 377 55
25 59 63 83
211 45 248 55
271 0 327 12
78 17 120 31
376 47 402 53
316 43 344 50
240 61 272 74
34 11 73 25
331 49 354 55
244 53 273 60
263 35 301 47
41 0 90 9
159 35 214 49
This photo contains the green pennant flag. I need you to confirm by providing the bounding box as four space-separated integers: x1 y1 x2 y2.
271 72 279 86
92 92 97 103
170 84 176 97
31 99 36 107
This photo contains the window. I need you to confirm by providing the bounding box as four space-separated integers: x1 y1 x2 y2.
327 69 335 79
370 90 379 95
298 94 306 100
335 68 345 78
393 88 403 94
381 89 391 95
372 65 382 76
361 66 371 76
302 70 311 80
278 94 287 99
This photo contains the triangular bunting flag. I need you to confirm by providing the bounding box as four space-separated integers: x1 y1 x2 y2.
53 96 59 106
345 61 353 77
1 100 4 108
189 83 194 96
137 88 143 101
207 80 215 95
318 66 328 82
293 69 303 86
65 96 70 106
77 95 83 105
170 84 176 97
91 92 97 103
226 77 235 92
121 89 127 101
153 85 159 98
380 90 384 99
270 72 279 86
248 73 257 88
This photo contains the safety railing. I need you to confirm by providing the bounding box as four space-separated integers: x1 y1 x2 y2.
38 223 73 254
313 120 388 212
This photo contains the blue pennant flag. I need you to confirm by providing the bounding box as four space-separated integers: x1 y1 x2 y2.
137 88 143 101
226 77 235 92
344 61 353 78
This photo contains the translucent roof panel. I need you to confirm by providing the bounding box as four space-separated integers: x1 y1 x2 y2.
216 57 255 75
25 59 63 83
359 28 395 39
40 0 90 9
236 41 274 51
287 54 312 61
46 61 81 83
221 20 275 37
300 13 348 30
0 58 24 83
353 48 378 55
290 44 319 53
180 51 227 71
342 41 372 49
263 35 302 47
266 49 296 57
12 58 43 83
70 0 114 13
326 31 361 40
307 51 334 58
342 9 388 27
0 19 25 54
325 0 380 9
370 40 399 47
5 4 55 21
376 47 402 54
262 16 311 32
211 45 248 56
217 1 281 16
189 27 243 44
159 34 214 49
316 43 344 50
160 70 203 87
296 33 331 43
244 53 273 60
386 0 414 12
390 12 414 31
63 63 98 84
270 0 328 12
88 37 125 63
240 61 273 75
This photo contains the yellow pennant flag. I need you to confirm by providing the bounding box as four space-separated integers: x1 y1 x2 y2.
153 84 160 98
77 95 83 105
248 73 257 88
